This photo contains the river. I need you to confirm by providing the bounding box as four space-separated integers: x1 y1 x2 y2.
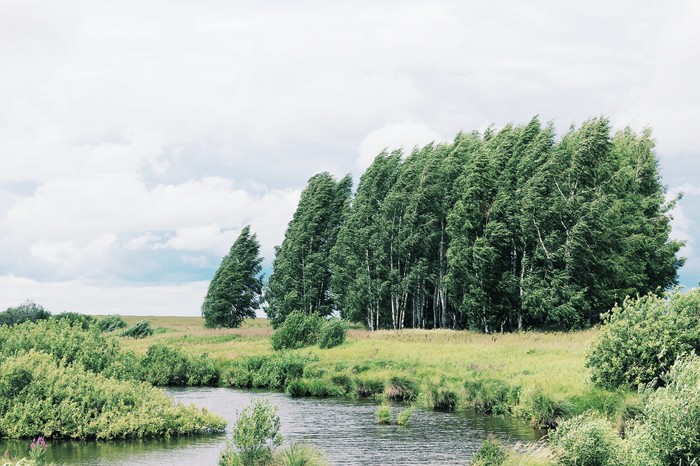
1 387 540 465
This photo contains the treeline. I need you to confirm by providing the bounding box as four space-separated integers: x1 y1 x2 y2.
266 117 684 331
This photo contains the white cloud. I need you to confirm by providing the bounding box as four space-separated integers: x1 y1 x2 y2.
357 122 445 172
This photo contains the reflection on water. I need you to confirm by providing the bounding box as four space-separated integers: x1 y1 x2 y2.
1 388 539 465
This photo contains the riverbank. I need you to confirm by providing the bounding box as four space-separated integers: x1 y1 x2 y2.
119 317 637 432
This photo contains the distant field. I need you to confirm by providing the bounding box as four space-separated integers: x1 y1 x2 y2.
117 316 609 408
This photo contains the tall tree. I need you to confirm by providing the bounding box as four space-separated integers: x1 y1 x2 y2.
266 172 352 327
201 226 263 328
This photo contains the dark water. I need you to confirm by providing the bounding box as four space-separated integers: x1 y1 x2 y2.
1 388 539 465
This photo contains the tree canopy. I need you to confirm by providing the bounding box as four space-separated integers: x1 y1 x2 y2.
202 225 264 328
273 117 684 331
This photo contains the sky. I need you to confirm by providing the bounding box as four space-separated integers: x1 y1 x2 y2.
1 0 698 316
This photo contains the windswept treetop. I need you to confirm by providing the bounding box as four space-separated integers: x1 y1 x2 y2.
272 117 684 331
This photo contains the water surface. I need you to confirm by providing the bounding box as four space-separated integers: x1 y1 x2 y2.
1 388 539 465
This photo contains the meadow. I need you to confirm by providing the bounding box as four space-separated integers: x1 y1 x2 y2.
119 316 634 428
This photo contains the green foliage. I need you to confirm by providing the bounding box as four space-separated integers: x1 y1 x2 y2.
627 354 700 465
0 301 51 327
219 399 282 466
550 413 623 466
587 290 700 389
464 378 519 415
469 435 507 466
429 385 457 411
274 442 328 466
97 315 128 333
224 353 310 390
120 320 154 339
397 406 414 426
329 373 354 394
202 226 264 329
375 404 391 424
285 379 341 398
518 389 571 429
52 312 97 330
0 319 120 374
354 377 384 398
0 351 225 439
140 344 219 386
317 319 347 349
385 375 419 401
266 173 352 327
270 311 323 351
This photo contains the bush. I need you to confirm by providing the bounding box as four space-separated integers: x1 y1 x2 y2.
0 301 51 326
518 389 571 429
53 312 98 330
317 319 347 349
120 320 154 339
140 344 219 386
385 375 418 402
98 315 128 333
355 377 385 398
469 435 507 466
330 373 355 394
270 311 323 351
0 319 120 374
375 405 391 424
0 351 226 439
430 385 458 411
550 413 623 466
219 398 282 466
587 290 700 389
224 353 311 390
464 378 518 415
627 354 700 465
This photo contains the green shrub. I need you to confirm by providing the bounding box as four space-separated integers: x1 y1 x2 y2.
0 319 120 374
307 379 341 397
317 319 347 349
219 398 282 466
430 385 458 411
469 435 507 466
53 312 98 330
355 377 385 398
0 301 51 327
270 311 323 351
550 413 623 466
397 406 414 426
627 354 700 465
385 375 418 402
140 343 219 386
330 373 355 394
464 379 517 415
375 405 391 424
286 379 311 397
519 389 571 429
120 320 153 339
101 349 144 381
0 351 225 439
587 290 700 390
224 353 310 390
97 315 128 333
302 363 326 379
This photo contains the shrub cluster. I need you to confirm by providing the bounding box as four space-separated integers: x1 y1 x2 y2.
120 320 154 339
0 301 51 327
587 290 700 389
550 413 623 466
97 315 128 333
0 351 225 439
52 312 98 330
270 311 347 351
140 343 220 386
223 353 311 390
469 435 507 466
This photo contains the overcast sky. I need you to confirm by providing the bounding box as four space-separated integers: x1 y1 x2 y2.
1 0 698 315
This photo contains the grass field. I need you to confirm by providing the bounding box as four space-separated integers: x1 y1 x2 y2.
117 316 632 424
